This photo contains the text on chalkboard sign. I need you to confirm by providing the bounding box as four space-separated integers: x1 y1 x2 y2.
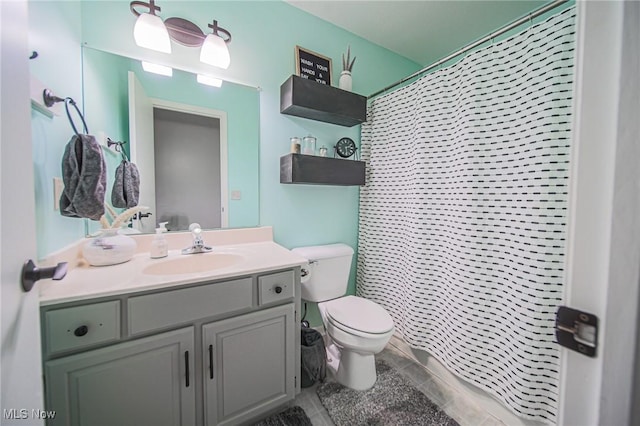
295 46 332 86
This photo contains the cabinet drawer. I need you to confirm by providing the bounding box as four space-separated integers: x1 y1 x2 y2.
44 301 121 356
258 270 294 305
128 278 253 336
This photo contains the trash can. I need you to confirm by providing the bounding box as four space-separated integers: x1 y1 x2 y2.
300 327 327 388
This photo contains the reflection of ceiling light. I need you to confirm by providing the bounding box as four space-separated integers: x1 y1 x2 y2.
130 2 232 69
197 74 223 87
131 0 171 53
142 61 173 76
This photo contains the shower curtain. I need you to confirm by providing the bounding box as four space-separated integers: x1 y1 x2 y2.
357 7 575 424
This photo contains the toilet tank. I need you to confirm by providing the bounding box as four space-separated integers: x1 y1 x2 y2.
291 244 354 302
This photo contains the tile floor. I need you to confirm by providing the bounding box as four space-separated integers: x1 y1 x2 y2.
293 337 506 426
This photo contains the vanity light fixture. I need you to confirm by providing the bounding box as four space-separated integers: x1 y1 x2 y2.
199 21 231 69
130 0 171 53
197 74 223 88
130 1 232 69
142 61 173 77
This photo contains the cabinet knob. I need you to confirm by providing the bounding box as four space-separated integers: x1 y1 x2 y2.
274 286 283 294
74 325 89 337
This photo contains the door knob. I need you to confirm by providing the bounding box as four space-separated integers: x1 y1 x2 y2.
21 259 67 292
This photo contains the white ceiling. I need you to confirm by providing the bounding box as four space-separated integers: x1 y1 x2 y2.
286 0 547 66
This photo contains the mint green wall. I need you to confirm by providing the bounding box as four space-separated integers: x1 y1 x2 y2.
82 48 130 148
31 1 420 325
29 1 85 259
81 48 131 235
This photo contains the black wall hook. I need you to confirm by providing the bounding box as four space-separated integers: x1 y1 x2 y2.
107 138 127 151
43 89 64 107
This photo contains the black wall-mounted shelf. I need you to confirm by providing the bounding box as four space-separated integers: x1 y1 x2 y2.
280 154 365 186
280 75 367 127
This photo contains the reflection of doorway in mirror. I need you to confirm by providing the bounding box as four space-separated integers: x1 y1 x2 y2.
128 72 228 233
154 108 223 232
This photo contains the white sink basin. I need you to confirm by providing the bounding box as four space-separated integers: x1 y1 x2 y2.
142 253 244 275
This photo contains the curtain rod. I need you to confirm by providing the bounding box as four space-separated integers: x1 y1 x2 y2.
368 0 568 99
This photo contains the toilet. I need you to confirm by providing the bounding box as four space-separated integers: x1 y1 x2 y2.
292 244 394 390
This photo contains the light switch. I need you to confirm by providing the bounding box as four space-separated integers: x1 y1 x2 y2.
53 177 64 211
231 190 241 200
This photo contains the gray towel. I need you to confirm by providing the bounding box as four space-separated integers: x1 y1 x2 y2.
111 160 140 208
60 134 106 220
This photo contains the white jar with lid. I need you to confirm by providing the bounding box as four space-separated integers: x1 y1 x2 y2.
302 135 316 155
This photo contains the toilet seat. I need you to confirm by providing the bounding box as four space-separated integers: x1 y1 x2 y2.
324 295 394 335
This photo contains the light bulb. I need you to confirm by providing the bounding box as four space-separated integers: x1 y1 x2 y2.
199 33 230 69
133 13 171 54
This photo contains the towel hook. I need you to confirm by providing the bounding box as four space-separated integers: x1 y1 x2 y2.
107 138 122 152
64 97 89 135
43 89 64 107
107 138 129 160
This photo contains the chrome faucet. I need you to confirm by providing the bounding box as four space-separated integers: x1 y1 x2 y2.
182 223 213 255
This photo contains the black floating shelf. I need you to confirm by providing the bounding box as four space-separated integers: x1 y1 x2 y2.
280 75 367 127
280 154 365 186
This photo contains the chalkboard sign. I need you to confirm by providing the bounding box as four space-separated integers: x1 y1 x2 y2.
295 46 332 86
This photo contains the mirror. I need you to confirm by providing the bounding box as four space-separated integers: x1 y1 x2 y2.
82 47 260 234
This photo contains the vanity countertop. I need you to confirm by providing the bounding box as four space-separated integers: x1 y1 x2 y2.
39 228 308 306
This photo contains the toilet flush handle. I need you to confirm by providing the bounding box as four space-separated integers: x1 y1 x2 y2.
300 261 317 278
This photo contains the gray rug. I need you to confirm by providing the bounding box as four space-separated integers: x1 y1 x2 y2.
317 360 459 426
253 406 312 426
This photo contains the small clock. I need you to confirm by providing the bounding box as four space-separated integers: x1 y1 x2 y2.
334 137 358 159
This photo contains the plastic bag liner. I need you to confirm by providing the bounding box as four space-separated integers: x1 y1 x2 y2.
300 328 327 388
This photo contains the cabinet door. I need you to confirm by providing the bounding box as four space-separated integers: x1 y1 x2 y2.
45 327 195 426
203 304 295 426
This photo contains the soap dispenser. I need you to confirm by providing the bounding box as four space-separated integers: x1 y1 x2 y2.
150 222 169 259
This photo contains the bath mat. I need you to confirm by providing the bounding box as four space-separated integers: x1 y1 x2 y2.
252 406 312 426
317 360 459 426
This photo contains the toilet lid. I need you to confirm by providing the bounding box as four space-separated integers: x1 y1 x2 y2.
325 296 394 334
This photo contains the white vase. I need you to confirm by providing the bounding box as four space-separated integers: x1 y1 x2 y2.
82 229 137 266
339 71 352 91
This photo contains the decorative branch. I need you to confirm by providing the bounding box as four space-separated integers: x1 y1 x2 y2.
99 215 111 230
98 205 149 230
111 206 149 229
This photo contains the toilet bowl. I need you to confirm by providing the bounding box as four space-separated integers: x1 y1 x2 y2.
319 296 394 390
292 244 395 390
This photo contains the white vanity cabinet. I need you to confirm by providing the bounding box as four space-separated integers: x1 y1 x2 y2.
40 268 300 426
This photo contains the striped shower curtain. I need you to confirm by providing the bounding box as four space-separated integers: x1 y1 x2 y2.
357 7 576 424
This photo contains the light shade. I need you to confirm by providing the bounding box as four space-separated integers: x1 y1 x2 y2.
197 74 223 87
134 13 171 53
199 33 230 69
142 61 173 76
